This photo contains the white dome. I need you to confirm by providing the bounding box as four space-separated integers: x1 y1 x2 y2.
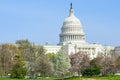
64 14 81 25
61 8 84 35
59 4 86 45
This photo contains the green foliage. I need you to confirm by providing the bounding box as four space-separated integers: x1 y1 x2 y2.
35 55 54 77
16 39 30 46
0 44 22 77
16 40 48 78
16 39 53 78
46 53 56 63
80 56 102 76
82 67 101 76
10 55 27 78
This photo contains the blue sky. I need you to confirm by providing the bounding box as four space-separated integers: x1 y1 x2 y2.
0 0 120 46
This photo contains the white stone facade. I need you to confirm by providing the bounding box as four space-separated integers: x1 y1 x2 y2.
43 4 114 59
113 46 120 58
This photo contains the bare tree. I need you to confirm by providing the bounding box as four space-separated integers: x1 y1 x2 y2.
70 51 90 76
0 44 21 77
114 56 120 73
99 47 116 76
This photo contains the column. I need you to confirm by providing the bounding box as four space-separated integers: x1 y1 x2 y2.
73 35 75 40
70 35 72 40
63 36 64 41
67 35 68 41
75 35 77 40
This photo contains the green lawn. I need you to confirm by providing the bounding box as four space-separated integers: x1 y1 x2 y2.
0 75 120 80
64 75 120 80
0 78 57 80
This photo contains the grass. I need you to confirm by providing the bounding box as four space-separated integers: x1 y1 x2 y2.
63 75 120 80
0 75 120 80
0 78 57 80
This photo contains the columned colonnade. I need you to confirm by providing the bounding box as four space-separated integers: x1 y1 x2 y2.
60 35 84 42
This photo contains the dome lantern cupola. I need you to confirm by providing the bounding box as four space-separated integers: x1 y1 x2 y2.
69 3 74 16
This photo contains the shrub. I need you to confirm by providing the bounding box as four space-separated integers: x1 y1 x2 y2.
82 67 100 76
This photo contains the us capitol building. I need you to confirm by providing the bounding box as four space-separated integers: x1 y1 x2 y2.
44 4 114 59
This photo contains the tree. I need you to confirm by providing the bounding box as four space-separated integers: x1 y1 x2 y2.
16 40 54 78
97 47 117 76
35 55 54 77
15 39 31 61
10 54 27 78
0 44 22 77
16 39 30 47
70 51 90 76
81 58 101 76
27 44 54 78
54 47 71 78
89 55 116 76
16 40 38 77
82 67 100 76
98 48 116 76
113 56 120 73
46 53 56 63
